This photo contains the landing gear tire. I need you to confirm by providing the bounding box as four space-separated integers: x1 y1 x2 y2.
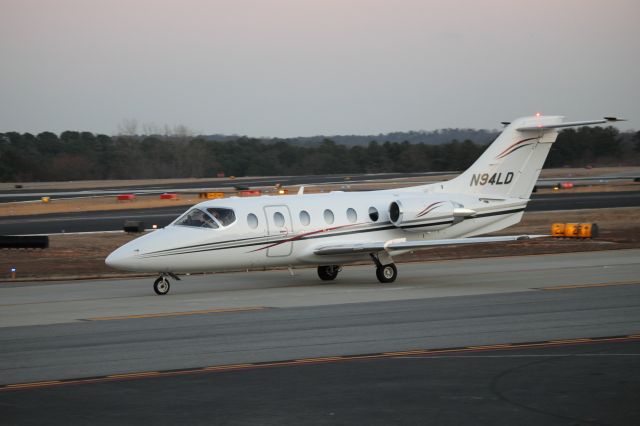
317 265 341 281
376 263 397 283
154 277 170 295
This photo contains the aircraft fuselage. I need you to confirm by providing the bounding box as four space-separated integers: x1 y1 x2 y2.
106 188 525 273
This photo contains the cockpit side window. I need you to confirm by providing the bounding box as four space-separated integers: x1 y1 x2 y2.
174 208 219 229
206 208 236 227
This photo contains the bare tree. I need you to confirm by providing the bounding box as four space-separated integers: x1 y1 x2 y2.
142 122 162 136
117 118 139 136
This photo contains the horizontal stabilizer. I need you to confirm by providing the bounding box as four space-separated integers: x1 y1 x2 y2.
313 235 547 256
516 117 625 132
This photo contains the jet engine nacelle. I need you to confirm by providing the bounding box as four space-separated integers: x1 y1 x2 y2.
389 198 476 232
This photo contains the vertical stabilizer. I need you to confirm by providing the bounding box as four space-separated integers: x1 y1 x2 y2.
441 116 562 199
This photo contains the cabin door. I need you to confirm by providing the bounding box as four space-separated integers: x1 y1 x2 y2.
263 205 293 257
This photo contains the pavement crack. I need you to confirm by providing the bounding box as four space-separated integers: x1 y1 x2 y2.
489 356 606 426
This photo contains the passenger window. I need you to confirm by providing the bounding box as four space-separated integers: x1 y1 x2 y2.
324 209 334 224
346 208 357 223
174 208 219 229
274 212 285 227
368 207 379 222
247 213 258 229
207 208 236 227
299 210 311 226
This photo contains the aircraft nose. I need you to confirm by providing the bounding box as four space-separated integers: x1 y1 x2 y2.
105 249 123 269
105 228 179 272
105 246 139 271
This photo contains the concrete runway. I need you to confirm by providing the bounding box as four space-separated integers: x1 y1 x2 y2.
1 249 639 424
1 249 638 376
2 190 639 235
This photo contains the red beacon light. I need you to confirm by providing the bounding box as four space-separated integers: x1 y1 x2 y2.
534 112 543 127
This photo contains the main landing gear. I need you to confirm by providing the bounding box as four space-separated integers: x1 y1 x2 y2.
153 273 180 295
370 253 398 283
317 254 398 284
317 265 341 281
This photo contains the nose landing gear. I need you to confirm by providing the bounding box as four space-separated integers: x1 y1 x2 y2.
153 273 180 295
154 276 170 295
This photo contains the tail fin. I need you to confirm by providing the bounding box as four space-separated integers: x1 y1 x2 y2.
441 115 622 199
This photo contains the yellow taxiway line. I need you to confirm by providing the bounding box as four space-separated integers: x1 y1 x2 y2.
539 280 639 291
87 306 266 321
2 334 638 393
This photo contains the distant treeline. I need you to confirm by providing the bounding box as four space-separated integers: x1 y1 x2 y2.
204 128 501 147
1 127 638 182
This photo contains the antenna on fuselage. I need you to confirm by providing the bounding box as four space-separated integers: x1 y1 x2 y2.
298 186 305 195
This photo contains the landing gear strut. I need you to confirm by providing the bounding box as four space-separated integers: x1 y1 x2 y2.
153 273 180 295
370 253 398 283
317 265 341 281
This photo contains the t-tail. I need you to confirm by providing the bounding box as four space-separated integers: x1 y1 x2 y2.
441 115 624 199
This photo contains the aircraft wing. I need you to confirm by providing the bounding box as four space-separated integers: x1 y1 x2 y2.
313 235 546 256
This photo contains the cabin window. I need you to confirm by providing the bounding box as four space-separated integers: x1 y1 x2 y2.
247 213 259 229
368 207 379 222
299 210 311 226
174 208 219 229
274 212 285 227
346 208 357 223
207 208 236 227
323 209 334 225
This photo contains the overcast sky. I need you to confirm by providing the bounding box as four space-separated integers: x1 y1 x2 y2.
1 0 638 137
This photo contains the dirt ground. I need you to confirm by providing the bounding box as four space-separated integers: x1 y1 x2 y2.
1 207 638 282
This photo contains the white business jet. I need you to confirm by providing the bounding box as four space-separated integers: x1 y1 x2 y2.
106 115 623 295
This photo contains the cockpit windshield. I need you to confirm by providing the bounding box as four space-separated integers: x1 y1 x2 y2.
206 208 236 226
174 208 219 228
173 207 236 229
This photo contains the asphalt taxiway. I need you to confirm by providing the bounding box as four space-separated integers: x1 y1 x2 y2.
1 171 637 202
1 249 638 424
1 190 639 235
2 339 638 425
0 172 452 202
